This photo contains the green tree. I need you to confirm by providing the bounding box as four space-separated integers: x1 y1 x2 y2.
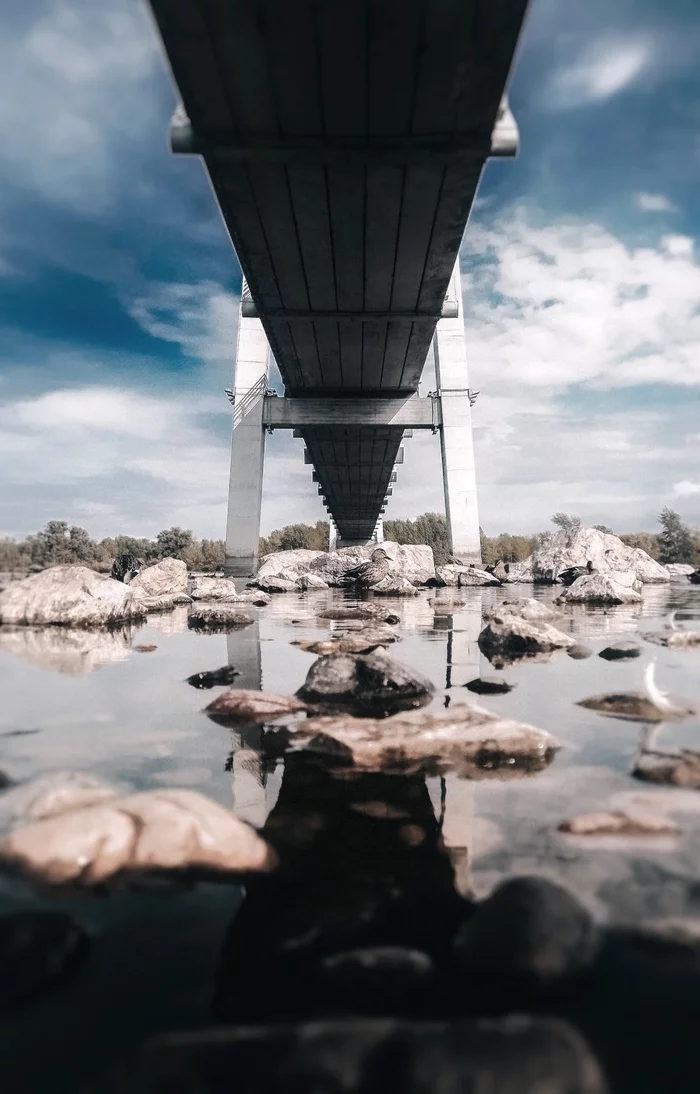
551 513 582 535
155 527 195 560
201 539 226 569
593 524 614 534
657 507 695 564
26 520 99 569
619 532 661 559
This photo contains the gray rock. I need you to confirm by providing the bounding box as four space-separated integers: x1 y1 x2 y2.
483 598 562 622
634 750 700 789
256 577 299 593
436 564 500 587
297 572 329 590
556 573 642 605
643 629 700 649
478 617 574 662
130 558 188 597
0 911 89 1005
256 549 325 583
296 649 434 715
189 576 238 601
522 526 669 584
0 566 146 628
233 592 271 607
578 692 695 723
598 641 642 661
289 703 558 776
567 643 594 660
295 627 400 655
316 606 400 624
187 607 254 632
369 575 420 596
454 876 598 989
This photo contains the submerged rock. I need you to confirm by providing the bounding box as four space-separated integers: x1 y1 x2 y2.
0 911 89 1005
556 573 642 605
205 688 307 726
578 692 695 723
189 576 238 601
598 641 642 661
435 564 500 587
0 788 277 888
0 566 146 628
296 649 434 715
0 770 121 830
478 616 575 663
567 643 594 660
454 877 598 990
643 629 700 649
464 677 515 695
93 1015 608 1094
187 606 254 632
232 592 271 607
634 750 700 789
186 665 240 689
316 606 401 624
130 557 188 598
295 628 400 655
483 598 562 623
558 809 680 837
289 703 558 776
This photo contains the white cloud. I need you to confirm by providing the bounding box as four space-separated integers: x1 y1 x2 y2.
128 281 240 367
636 193 677 213
673 480 700 498
545 38 651 108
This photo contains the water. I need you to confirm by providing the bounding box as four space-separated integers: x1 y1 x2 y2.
1 581 699 1091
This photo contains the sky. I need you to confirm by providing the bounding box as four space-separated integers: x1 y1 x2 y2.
1 0 699 542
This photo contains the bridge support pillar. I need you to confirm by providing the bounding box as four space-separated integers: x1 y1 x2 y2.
224 283 269 578
434 261 482 565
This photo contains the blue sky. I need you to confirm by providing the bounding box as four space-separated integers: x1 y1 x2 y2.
1 0 699 540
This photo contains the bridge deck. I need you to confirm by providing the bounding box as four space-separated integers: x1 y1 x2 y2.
149 0 528 539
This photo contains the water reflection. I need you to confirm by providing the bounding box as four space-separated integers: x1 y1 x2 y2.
0 626 133 676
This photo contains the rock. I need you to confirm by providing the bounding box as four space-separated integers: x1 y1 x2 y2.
290 703 559 775
232 592 271 607
204 688 308 726
435 564 500 587
189 576 238 601
0 566 146 628
492 560 509 581
306 543 437 588
130 557 188 598
257 576 299 593
634 750 700 789
137 595 176 613
187 607 254 632
483 598 562 622
295 628 400 655
689 570 700 584
599 641 642 661
464 677 515 695
297 572 329 590
454 878 598 994
296 649 434 716
256 549 326 583
319 947 436 1013
0 788 277 888
369 575 420 596
523 526 669 585
665 563 696 577
578 692 695 722
134 644 158 653
643 629 700 648
556 573 642 605
558 809 680 837
478 617 575 662
0 771 120 830
567 643 594 660
0 625 133 675
0 911 89 1005
186 665 240 689
316 606 400 624
92 1016 608 1094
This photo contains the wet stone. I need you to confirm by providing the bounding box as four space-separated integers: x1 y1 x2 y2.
205 688 307 726
0 910 89 1006
643 629 700 649
187 665 240 689
187 607 254 632
295 649 434 716
454 877 599 994
482 598 562 623
464 677 515 695
478 617 575 663
134 644 158 653
578 692 694 722
567 643 594 660
558 809 680 837
316 607 401 624
294 628 400 656
0 770 121 829
634 750 700 789
598 641 642 661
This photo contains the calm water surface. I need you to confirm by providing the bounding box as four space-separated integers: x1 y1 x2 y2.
1 581 699 1091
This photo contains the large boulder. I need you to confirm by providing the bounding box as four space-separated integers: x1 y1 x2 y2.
0 566 146 628
665 563 696 578
130 557 188 597
296 649 434 715
556 573 642 605
189 575 238 601
436 565 500 587
483 598 562 623
523 527 669 584
369 575 420 597
478 616 575 662
255 543 436 588
256 549 326 582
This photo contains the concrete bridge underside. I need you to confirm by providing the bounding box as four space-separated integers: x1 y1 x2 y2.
148 0 529 571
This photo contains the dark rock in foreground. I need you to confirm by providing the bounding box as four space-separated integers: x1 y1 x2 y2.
454 877 599 993
89 1015 608 1094
598 642 642 661
296 649 433 716
205 688 308 726
0 910 89 1005
187 665 240 689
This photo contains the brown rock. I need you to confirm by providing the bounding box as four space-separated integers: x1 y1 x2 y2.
577 692 694 722
0 788 277 888
296 649 433 715
316 606 401 624
559 809 680 837
205 688 307 725
634 750 700 789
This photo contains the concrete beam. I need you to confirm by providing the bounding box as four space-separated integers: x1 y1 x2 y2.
264 395 437 430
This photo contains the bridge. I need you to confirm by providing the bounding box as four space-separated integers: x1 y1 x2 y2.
148 0 529 575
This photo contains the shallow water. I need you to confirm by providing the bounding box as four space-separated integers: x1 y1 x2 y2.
1 580 699 1092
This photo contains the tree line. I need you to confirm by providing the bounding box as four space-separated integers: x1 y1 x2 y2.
0 507 697 575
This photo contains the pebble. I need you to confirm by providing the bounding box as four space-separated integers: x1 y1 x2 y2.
567 643 594 660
